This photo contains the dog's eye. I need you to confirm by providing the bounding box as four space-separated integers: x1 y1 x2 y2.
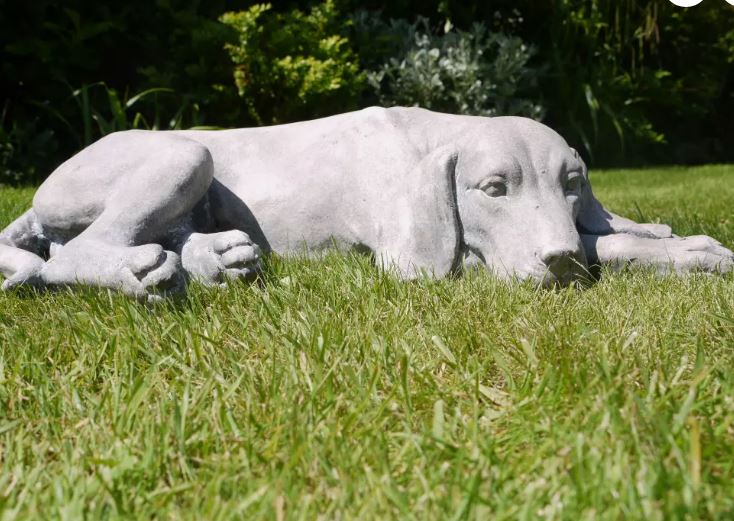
565 173 583 194
479 179 507 197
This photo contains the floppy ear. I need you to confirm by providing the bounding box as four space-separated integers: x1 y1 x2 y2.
378 145 461 278
574 151 669 239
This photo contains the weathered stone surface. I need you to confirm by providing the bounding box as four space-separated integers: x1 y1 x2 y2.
1 107 731 298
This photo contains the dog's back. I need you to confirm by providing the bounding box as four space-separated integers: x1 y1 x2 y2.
173 107 429 254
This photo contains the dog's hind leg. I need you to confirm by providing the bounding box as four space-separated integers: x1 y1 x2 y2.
28 131 219 298
0 210 48 290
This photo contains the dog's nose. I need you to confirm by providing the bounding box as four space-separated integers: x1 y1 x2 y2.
540 247 578 268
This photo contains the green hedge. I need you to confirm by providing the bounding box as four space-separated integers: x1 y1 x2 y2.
1 1 733 184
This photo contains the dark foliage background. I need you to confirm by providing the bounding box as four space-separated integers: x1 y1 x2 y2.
1 0 733 184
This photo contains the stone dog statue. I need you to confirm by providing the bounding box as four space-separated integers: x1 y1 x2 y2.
1 107 732 298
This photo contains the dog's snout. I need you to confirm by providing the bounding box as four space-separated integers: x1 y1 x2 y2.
540 247 578 267
535 245 586 287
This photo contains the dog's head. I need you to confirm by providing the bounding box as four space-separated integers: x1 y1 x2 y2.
453 117 589 286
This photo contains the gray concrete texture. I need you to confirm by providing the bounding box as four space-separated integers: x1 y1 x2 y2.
1 107 732 299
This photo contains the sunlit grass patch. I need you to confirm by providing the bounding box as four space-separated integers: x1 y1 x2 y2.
1 165 733 519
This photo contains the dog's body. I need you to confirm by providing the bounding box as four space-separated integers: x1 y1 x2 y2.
1 107 732 298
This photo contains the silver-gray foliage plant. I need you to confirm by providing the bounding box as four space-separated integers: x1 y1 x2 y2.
367 18 544 120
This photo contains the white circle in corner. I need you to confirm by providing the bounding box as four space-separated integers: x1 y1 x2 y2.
725 0 734 5
668 0 704 6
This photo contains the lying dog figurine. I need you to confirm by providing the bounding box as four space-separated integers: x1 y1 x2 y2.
1 107 732 298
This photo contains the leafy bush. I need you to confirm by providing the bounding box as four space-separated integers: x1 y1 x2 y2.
359 16 544 119
1 0 732 184
220 1 365 125
538 1 670 163
424 0 734 165
0 1 243 184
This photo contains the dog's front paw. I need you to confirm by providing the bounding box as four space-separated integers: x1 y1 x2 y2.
642 235 734 274
181 230 262 286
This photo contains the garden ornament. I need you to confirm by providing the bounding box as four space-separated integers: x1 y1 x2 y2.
1 107 732 299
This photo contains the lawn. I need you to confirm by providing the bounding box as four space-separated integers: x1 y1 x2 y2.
0 165 733 520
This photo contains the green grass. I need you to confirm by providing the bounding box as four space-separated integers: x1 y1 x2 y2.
0 165 733 520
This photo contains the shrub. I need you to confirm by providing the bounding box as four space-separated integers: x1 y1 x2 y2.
362 17 544 119
220 1 365 125
0 1 241 184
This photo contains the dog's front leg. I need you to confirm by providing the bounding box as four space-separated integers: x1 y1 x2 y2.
581 233 734 274
575 172 733 274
